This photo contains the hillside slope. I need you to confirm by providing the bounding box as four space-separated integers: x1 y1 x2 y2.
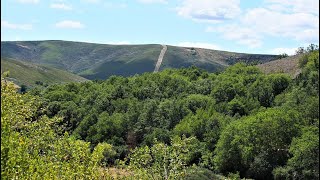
1 57 88 88
1 40 280 80
160 45 279 72
257 54 304 78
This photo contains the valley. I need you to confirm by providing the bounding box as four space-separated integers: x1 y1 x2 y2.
1 41 318 180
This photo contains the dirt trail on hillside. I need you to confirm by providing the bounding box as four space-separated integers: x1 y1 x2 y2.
154 45 167 73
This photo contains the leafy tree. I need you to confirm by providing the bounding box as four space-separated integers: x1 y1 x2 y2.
86 112 127 146
273 126 319 179
20 84 27 93
296 44 319 55
1 78 114 179
278 53 289 59
214 108 302 179
306 44 319 53
127 136 207 179
249 74 291 107
295 47 306 55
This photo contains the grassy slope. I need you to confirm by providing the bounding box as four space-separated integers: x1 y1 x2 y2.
256 54 303 78
1 57 88 87
160 46 226 72
1 40 280 80
79 44 161 79
161 46 280 72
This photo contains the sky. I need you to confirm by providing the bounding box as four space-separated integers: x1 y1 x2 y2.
1 0 319 55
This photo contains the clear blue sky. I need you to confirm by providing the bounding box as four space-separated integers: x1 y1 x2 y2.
1 0 319 55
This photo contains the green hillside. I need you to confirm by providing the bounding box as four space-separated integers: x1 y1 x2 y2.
1 40 280 80
1 57 88 88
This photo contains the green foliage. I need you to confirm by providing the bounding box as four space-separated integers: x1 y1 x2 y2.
278 53 289 59
20 84 27 93
273 126 319 179
1 79 113 179
173 109 230 152
143 128 171 146
2 50 317 179
214 108 302 179
127 136 209 179
86 112 127 146
248 73 291 107
298 51 319 93
1 58 88 89
227 172 241 180
184 166 223 180
296 44 320 55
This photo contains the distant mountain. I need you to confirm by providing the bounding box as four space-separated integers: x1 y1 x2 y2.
1 40 280 80
1 57 88 88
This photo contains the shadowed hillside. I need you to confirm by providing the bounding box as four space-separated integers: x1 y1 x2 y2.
1 40 280 80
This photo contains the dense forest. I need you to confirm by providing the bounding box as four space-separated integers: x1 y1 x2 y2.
1 48 319 179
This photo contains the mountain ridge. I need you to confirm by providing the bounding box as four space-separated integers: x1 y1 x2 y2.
1 40 280 80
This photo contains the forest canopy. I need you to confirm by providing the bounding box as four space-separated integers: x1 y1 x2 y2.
1 50 319 179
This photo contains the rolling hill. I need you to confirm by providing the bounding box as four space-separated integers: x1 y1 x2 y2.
1 40 280 80
1 57 88 88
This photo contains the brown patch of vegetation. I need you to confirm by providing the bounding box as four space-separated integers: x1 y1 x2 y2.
98 167 134 179
257 54 304 78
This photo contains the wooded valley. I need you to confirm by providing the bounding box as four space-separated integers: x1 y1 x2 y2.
1 49 319 179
